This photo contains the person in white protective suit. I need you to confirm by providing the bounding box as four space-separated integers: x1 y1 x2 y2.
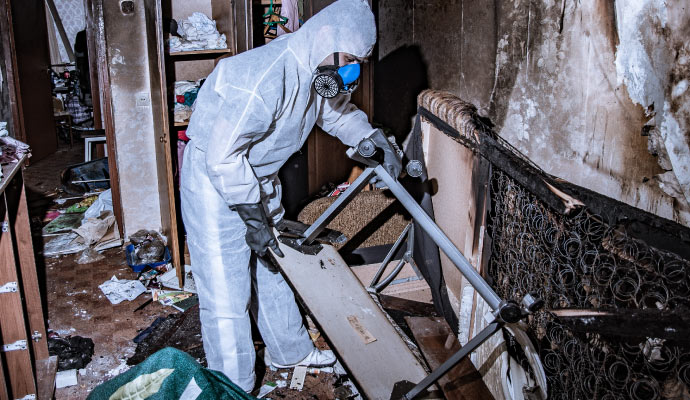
180 0 402 392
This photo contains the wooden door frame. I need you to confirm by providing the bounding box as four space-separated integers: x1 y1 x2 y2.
0 0 25 144
84 0 124 236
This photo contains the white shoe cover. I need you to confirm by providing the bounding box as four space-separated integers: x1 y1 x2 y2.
266 348 336 369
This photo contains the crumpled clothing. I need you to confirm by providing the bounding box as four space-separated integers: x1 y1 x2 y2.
174 80 202 122
64 95 91 124
174 103 193 123
0 134 31 164
168 13 227 52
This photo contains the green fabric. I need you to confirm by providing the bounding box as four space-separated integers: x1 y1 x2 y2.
87 347 255 400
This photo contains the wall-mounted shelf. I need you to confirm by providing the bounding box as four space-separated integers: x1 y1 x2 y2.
174 121 190 127
168 48 234 57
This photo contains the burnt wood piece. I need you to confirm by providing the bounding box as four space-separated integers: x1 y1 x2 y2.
554 180 690 260
417 106 690 260
379 294 438 317
552 308 690 343
406 316 494 400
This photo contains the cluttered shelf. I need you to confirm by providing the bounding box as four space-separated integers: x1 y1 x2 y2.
0 154 27 195
168 49 233 57
174 121 189 127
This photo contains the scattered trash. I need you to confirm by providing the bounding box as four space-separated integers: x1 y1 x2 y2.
289 365 307 391
126 230 170 272
279 372 289 380
305 315 320 342
153 289 198 312
328 181 351 197
60 158 110 195
128 307 204 367
55 369 78 389
48 335 95 371
82 189 113 222
334 379 361 400
99 276 147 305
276 379 287 388
307 366 334 374
43 232 89 256
76 247 106 264
257 381 278 398
43 212 85 235
74 210 115 264
158 265 196 293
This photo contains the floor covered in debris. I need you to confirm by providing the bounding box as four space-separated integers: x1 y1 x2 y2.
24 143 443 399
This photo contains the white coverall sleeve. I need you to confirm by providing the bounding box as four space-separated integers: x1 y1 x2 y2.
316 94 377 147
205 92 274 206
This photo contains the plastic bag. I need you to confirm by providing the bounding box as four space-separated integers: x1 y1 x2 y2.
129 230 166 264
76 247 105 264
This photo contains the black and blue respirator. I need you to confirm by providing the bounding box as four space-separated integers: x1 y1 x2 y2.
313 53 361 99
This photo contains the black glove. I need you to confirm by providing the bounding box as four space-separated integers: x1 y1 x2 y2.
369 129 403 185
233 203 284 258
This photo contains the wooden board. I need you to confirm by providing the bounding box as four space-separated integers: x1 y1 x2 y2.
406 317 493 400
0 198 36 399
5 169 49 360
273 243 429 400
36 356 57 400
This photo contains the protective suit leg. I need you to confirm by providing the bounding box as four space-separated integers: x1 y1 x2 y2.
253 173 314 365
181 145 313 390
250 256 314 365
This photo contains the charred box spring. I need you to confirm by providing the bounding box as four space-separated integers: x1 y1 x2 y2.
416 89 690 400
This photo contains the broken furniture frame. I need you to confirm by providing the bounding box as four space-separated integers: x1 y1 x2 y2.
297 143 544 399
367 221 423 293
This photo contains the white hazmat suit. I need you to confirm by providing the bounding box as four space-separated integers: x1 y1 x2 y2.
180 0 377 391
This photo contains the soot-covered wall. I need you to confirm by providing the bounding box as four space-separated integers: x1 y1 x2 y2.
376 0 690 227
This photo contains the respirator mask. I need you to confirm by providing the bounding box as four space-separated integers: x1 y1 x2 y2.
313 52 361 99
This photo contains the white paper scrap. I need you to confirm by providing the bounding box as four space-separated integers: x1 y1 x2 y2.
99 276 146 304
56 369 78 388
289 366 307 391
257 382 278 398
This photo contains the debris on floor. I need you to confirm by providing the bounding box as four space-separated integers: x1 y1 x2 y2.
55 369 79 389
99 276 147 305
60 157 110 195
128 305 205 367
48 334 95 371
42 190 121 257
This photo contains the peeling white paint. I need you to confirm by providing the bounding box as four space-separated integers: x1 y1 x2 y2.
614 0 690 215
672 79 688 99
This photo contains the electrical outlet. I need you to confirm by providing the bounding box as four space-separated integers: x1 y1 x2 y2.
136 92 150 107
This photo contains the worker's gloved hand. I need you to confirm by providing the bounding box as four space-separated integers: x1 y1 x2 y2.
233 203 285 258
368 129 403 186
